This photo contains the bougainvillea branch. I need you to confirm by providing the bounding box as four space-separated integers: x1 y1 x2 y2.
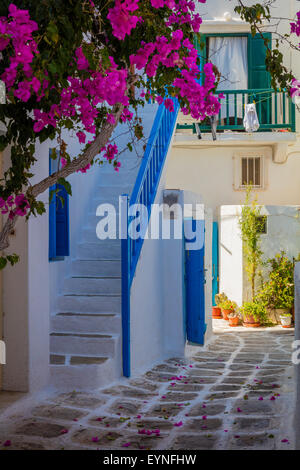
0 0 222 264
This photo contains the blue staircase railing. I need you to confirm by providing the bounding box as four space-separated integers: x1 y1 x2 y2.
121 100 179 377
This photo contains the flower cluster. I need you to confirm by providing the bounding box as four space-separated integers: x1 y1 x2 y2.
291 12 300 39
0 194 30 220
0 4 41 101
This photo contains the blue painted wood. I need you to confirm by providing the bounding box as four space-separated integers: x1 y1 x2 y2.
121 195 131 378
185 219 206 345
49 151 70 260
55 184 70 257
121 100 179 377
212 222 219 306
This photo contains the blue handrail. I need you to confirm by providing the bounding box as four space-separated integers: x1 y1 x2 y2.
121 100 179 377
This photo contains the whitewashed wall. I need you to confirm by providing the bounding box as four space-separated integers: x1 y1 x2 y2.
2 141 50 392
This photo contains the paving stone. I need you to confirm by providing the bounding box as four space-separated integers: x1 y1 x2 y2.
53 392 106 409
71 428 122 448
257 369 285 377
188 402 226 417
232 399 273 415
170 434 217 450
144 372 174 382
0 440 46 450
191 360 225 369
167 383 204 392
184 418 222 432
188 369 223 377
229 364 254 371
15 420 68 438
229 433 275 449
117 434 163 450
211 384 242 392
102 386 156 400
88 416 127 428
108 400 142 416
128 379 159 392
160 392 198 402
205 391 240 400
221 377 247 385
232 417 275 431
227 370 254 377
32 404 87 421
147 403 182 418
151 364 179 373
266 361 292 366
131 419 174 431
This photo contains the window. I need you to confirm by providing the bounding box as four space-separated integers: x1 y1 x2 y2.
233 149 270 191
241 156 262 188
256 216 267 234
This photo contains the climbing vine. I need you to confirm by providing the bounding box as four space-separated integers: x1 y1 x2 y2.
238 186 265 301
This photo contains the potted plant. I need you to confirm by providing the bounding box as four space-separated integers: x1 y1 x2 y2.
213 293 227 319
228 310 241 327
220 299 237 321
279 313 292 328
240 301 268 328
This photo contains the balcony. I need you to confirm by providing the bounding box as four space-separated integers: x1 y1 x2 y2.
176 88 296 135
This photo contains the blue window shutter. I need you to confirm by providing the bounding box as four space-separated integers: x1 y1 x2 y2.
49 151 70 260
49 185 57 260
55 184 70 257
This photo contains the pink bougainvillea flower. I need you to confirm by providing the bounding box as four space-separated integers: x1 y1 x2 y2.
92 437 99 443
3 440 11 447
122 442 131 447
174 421 183 427
136 415 141 419
270 396 276 401
202 416 207 420
281 439 289 443
237 408 243 413
258 397 264 401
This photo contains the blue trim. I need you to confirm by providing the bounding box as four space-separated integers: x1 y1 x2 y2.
121 100 179 378
49 150 70 261
212 222 219 306
121 195 131 377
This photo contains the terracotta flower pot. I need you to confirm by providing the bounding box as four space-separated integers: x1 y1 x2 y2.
222 309 233 321
229 316 239 327
243 315 261 328
212 307 222 319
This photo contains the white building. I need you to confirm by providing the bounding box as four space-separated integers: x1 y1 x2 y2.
1 0 300 396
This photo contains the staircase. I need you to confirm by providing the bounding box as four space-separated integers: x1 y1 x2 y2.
49 144 145 390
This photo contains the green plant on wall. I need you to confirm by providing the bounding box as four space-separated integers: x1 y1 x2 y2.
238 185 265 301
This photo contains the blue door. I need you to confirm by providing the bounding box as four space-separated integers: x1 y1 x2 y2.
212 222 219 306
185 219 206 345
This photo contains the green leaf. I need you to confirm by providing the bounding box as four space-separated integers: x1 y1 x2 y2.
57 178 72 196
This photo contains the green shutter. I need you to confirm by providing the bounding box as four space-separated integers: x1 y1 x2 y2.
248 32 271 89
194 34 206 84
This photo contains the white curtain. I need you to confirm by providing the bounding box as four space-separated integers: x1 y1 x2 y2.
208 37 248 119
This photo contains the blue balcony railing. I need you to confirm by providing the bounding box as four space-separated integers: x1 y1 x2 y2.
177 88 296 133
121 99 179 377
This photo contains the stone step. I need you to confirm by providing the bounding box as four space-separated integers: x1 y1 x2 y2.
71 259 121 277
63 276 121 295
95 185 132 197
76 242 121 260
51 312 121 334
50 332 119 356
50 356 121 390
57 294 121 313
